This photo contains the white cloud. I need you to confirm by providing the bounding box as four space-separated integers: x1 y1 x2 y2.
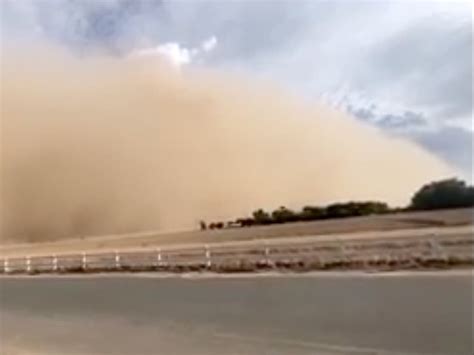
201 36 217 52
130 42 192 67
130 35 218 68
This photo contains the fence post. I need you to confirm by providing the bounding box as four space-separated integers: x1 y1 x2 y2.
3 258 10 273
26 256 31 273
156 248 162 266
205 245 211 268
319 255 326 268
263 241 270 264
52 254 58 272
339 239 350 264
371 254 380 265
82 252 87 270
429 238 447 261
114 250 121 269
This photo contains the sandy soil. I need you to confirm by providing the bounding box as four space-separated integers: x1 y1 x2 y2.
1 208 472 257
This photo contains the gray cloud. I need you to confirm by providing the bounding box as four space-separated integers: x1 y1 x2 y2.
411 126 473 179
347 105 377 122
378 111 426 129
1 0 165 52
197 1 472 130
357 16 472 124
347 105 427 130
346 102 471 176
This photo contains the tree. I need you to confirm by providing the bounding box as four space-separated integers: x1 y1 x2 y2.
252 209 273 225
271 206 297 223
410 178 474 210
351 202 389 215
301 206 326 219
199 220 207 231
326 203 353 218
324 201 389 218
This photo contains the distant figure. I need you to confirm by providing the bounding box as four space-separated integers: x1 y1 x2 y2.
199 220 207 231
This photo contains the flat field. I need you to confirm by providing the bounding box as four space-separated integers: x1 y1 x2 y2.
1 208 472 257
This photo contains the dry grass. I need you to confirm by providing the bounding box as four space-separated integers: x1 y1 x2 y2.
5 255 473 275
1 208 472 257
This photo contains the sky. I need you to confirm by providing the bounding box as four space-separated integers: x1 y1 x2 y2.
1 0 472 178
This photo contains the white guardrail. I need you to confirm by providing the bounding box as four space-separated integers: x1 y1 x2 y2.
1 233 473 274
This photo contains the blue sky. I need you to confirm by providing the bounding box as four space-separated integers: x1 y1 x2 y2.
1 0 472 177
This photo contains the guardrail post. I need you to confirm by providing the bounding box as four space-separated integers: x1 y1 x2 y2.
205 245 211 268
82 252 87 270
26 256 31 273
52 254 58 272
114 250 121 269
3 258 10 273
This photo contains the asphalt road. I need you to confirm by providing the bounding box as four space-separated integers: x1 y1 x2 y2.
0 272 473 355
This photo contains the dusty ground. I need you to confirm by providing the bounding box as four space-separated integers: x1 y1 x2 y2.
1 208 472 257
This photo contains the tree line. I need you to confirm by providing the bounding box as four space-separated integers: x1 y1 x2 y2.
201 178 474 230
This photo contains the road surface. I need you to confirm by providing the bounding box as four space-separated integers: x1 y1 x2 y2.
1 272 472 354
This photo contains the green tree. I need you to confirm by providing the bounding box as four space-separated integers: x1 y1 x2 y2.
300 206 326 221
252 209 273 225
325 201 389 218
271 206 297 223
326 203 353 218
410 178 474 210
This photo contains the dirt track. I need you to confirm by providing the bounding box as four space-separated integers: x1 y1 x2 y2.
1 208 472 257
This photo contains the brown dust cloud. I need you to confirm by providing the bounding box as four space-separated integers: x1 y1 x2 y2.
0 46 454 243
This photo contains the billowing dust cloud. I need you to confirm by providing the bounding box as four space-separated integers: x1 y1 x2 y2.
0 46 454 242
